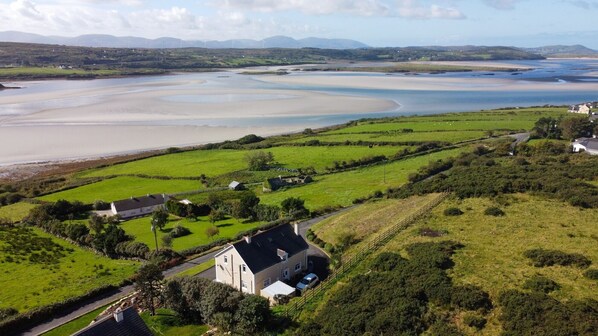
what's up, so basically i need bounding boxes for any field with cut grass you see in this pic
[173,259,215,278]
[38,177,202,203]
[120,215,263,252]
[0,225,138,313]
[141,308,209,336]
[286,130,487,144]
[258,147,467,209]
[79,146,406,179]
[0,202,37,222]
[41,304,109,336]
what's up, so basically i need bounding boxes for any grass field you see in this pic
[0,226,138,313]
[42,304,109,336]
[287,130,487,144]
[38,177,202,203]
[0,202,37,222]
[120,215,263,251]
[258,147,467,209]
[141,308,209,336]
[173,259,215,278]
[79,146,407,179]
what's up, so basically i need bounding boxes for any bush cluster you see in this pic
[463,313,487,330]
[169,225,191,238]
[484,206,505,216]
[522,275,560,293]
[443,207,463,216]
[584,269,598,280]
[325,155,387,172]
[524,248,592,268]
[0,193,23,206]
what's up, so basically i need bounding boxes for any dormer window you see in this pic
[277,248,288,262]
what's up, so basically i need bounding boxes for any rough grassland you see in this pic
[258,147,466,209]
[311,194,441,246]
[120,215,263,251]
[0,202,37,222]
[38,177,202,203]
[0,226,138,313]
[287,130,487,144]
[79,146,406,178]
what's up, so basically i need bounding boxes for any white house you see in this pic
[214,224,309,297]
[228,181,245,191]
[572,138,598,155]
[110,194,168,219]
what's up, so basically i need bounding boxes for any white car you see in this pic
[296,273,319,292]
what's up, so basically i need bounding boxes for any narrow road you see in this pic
[23,208,349,336]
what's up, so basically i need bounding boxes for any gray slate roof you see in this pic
[233,224,308,274]
[112,194,166,212]
[72,306,152,336]
[575,137,598,151]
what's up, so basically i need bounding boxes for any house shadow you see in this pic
[308,255,330,281]
[216,223,233,228]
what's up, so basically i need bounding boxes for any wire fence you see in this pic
[284,192,449,319]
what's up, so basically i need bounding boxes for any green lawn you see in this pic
[287,130,487,144]
[120,215,263,251]
[141,308,209,336]
[38,177,202,203]
[0,202,37,223]
[173,259,215,278]
[258,147,466,209]
[0,226,138,313]
[79,146,408,179]
[42,304,109,336]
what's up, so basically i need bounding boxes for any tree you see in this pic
[236,193,260,219]
[281,197,309,219]
[532,117,561,139]
[233,295,271,334]
[135,263,164,315]
[151,207,169,231]
[559,116,593,140]
[161,234,173,248]
[245,151,274,171]
[205,226,220,240]
[88,213,105,235]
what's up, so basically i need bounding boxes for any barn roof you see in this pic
[112,194,166,212]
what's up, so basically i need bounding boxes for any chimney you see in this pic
[294,223,300,236]
[244,235,251,244]
[114,308,124,323]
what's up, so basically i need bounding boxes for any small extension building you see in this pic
[73,306,152,336]
[215,224,309,296]
[228,181,245,191]
[110,194,167,219]
[572,137,598,155]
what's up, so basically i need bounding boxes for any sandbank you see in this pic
[259,73,598,91]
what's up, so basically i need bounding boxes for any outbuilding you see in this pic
[110,194,168,219]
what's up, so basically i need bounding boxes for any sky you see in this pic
[0,0,597,48]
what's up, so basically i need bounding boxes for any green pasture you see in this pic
[173,259,215,278]
[120,215,263,251]
[0,202,37,223]
[287,130,487,144]
[0,66,120,77]
[42,304,109,336]
[38,177,202,203]
[79,146,407,179]
[381,194,598,303]
[141,308,209,336]
[258,147,467,209]
[0,226,138,313]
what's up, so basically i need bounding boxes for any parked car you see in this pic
[296,273,319,292]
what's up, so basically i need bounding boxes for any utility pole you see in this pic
[151,221,158,251]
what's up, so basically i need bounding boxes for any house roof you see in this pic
[112,194,166,212]
[229,181,243,189]
[261,280,296,298]
[574,137,598,151]
[72,306,152,336]
[232,224,308,274]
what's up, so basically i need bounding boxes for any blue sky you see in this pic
[1,0,597,47]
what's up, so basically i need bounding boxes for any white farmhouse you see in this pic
[215,224,309,297]
[110,194,168,219]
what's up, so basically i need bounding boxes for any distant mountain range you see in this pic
[0,31,368,49]
[521,45,598,57]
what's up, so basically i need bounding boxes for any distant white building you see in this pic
[568,102,597,114]
[228,181,245,191]
[111,194,168,219]
[572,138,598,155]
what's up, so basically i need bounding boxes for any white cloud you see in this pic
[482,0,523,10]
[215,0,392,16]
[10,0,44,21]
[397,0,465,19]
[563,0,598,9]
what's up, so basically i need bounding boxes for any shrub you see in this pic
[371,252,407,272]
[524,248,592,268]
[0,307,18,321]
[463,313,487,330]
[583,269,598,280]
[419,227,448,237]
[324,243,335,253]
[428,321,463,336]
[92,200,110,210]
[484,206,505,216]
[451,285,492,311]
[170,225,191,238]
[444,207,463,216]
[523,275,560,293]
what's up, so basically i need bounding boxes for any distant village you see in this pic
[568,102,598,155]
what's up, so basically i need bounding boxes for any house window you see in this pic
[242,264,247,273]
[294,262,301,272]
[282,268,289,280]
[223,255,228,264]
[241,280,247,289]
[263,278,271,288]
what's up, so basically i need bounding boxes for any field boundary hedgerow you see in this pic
[284,192,449,319]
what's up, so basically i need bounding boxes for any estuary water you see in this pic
[1,59,597,165]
